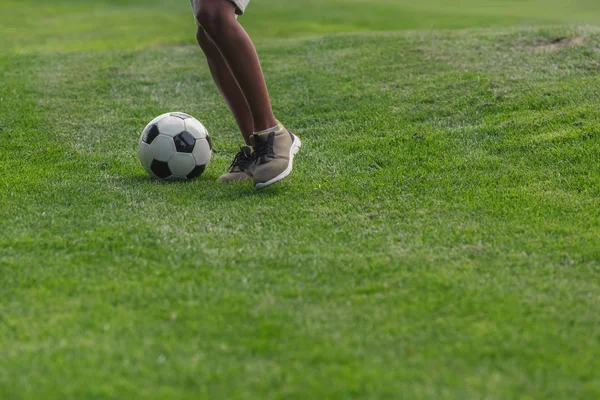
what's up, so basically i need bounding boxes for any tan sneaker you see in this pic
[217,146,253,183]
[249,123,302,189]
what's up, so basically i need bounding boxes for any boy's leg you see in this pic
[196,26,254,182]
[195,0,277,132]
[195,0,301,188]
[195,27,253,145]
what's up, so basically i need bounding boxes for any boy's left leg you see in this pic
[196,27,253,146]
[195,27,254,182]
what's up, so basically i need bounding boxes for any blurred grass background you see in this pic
[1,0,600,52]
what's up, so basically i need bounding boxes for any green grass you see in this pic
[2,0,600,52]
[1,0,600,399]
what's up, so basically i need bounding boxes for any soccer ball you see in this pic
[138,112,212,180]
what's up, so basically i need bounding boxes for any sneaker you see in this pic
[249,123,302,189]
[217,146,253,183]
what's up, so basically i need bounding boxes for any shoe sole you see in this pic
[255,134,302,189]
[216,174,252,183]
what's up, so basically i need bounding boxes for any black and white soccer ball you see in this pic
[138,112,212,180]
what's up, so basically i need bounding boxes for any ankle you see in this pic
[253,117,278,133]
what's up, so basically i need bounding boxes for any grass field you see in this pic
[1,0,600,398]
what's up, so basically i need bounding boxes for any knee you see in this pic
[195,5,234,39]
[196,27,221,58]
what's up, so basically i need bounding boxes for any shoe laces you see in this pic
[228,147,252,172]
[252,132,276,165]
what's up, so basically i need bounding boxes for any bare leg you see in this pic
[196,0,278,132]
[196,27,254,145]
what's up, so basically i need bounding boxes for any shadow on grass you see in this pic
[125,173,288,202]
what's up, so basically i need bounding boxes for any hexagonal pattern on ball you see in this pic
[138,141,154,171]
[184,118,208,140]
[142,125,160,145]
[150,134,177,162]
[168,153,196,178]
[170,112,193,120]
[187,164,206,180]
[192,138,212,166]
[173,132,196,153]
[150,160,172,179]
[157,115,186,137]
[149,113,170,126]
[141,113,169,143]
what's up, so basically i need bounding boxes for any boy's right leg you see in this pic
[196,27,254,182]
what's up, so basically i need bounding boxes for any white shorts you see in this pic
[190,0,249,20]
